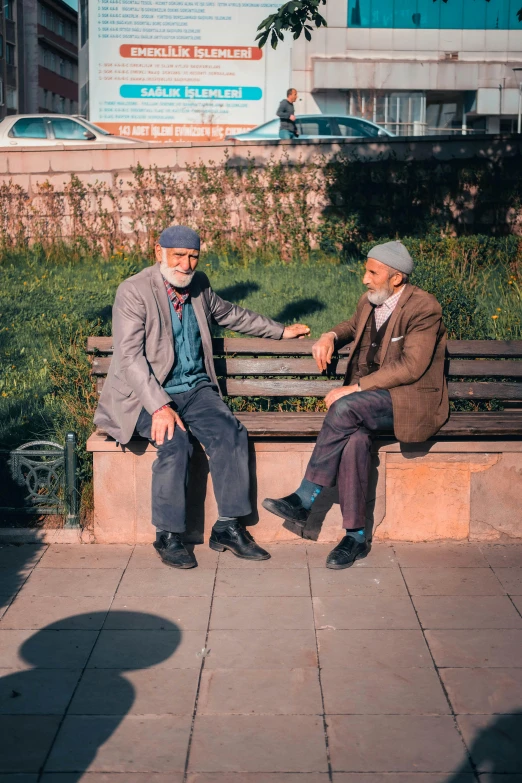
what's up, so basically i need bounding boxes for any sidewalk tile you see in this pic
[42,775,182,782]
[128,544,218,570]
[395,544,487,568]
[214,569,310,597]
[117,568,215,597]
[413,595,522,630]
[457,713,522,772]
[491,568,522,594]
[188,715,328,772]
[0,630,97,669]
[307,544,397,569]
[38,545,133,570]
[317,629,432,669]
[70,667,199,715]
[0,668,80,714]
[402,568,503,596]
[441,668,522,714]
[310,567,407,597]
[0,715,61,772]
[205,630,317,669]
[107,595,212,630]
[46,714,191,772]
[332,775,474,782]
[327,714,470,772]
[210,597,314,630]
[0,570,32,593]
[426,629,522,667]
[0,545,46,569]
[313,595,419,630]
[187,775,329,782]
[22,569,123,598]
[218,543,308,569]
[322,666,449,715]
[197,668,322,714]
[480,545,522,568]
[511,595,522,615]
[87,629,206,670]
[0,596,111,630]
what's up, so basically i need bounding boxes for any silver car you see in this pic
[226,114,393,141]
[0,115,146,147]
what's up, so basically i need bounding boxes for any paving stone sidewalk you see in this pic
[1,540,522,782]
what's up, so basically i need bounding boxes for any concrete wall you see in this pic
[1,133,520,199]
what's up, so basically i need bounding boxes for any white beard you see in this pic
[159,259,195,289]
[367,286,393,306]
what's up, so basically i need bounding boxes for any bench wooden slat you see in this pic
[448,382,522,400]
[87,335,522,358]
[91,355,522,379]
[235,411,522,437]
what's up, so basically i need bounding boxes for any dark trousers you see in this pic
[304,390,394,530]
[135,383,251,533]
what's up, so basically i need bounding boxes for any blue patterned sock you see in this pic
[345,528,366,542]
[295,479,323,510]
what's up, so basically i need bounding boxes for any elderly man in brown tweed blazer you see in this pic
[263,241,449,569]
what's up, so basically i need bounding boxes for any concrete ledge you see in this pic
[87,433,522,544]
[0,528,91,543]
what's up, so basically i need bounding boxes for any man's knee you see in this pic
[328,394,361,425]
[154,426,191,458]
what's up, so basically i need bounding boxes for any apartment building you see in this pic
[0,0,78,121]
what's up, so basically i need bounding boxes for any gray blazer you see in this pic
[94,263,284,444]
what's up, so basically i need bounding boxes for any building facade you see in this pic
[0,0,78,122]
[291,0,522,134]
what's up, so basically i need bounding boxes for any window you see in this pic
[6,43,15,66]
[10,117,47,138]
[80,0,88,45]
[51,118,89,139]
[58,18,65,37]
[335,117,381,138]
[0,33,3,59]
[0,79,4,106]
[295,117,333,136]
[6,86,17,109]
[4,0,14,21]
[39,5,47,26]
[59,58,65,77]
[48,10,54,31]
[347,0,516,29]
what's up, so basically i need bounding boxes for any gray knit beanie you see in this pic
[367,241,413,275]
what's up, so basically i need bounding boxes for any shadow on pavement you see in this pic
[446,711,522,780]
[0,539,47,617]
[0,611,182,779]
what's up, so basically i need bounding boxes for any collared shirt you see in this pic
[163,278,190,321]
[373,286,405,330]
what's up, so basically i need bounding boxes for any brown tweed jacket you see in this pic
[331,284,449,442]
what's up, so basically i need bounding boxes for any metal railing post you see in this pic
[64,431,80,528]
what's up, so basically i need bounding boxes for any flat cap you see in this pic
[367,240,413,275]
[158,225,200,250]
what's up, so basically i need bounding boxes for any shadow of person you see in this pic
[445,712,522,780]
[0,611,181,779]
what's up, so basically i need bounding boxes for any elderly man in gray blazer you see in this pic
[94,225,309,568]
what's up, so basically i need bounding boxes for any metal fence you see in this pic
[0,432,79,528]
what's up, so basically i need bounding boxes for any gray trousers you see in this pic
[305,390,394,530]
[135,383,251,532]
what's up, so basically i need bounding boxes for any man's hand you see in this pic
[283,323,310,339]
[290,114,296,121]
[312,332,336,372]
[151,406,186,446]
[324,384,360,410]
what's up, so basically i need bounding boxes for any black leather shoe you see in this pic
[261,493,310,527]
[209,521,271,561]
[326,535,370,570]
[154,531,197,569]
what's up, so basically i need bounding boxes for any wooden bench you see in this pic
[86,337,522,544]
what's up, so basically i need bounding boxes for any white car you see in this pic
[0,115,147,146]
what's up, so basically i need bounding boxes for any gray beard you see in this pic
[159,260,195,289]
[367,287,393,306]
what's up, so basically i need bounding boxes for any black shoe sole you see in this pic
[209,539,271,560]
[261,498,307,527]
[326,547,370,570]
[154,547,197,569]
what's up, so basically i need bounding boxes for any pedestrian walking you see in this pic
[277,88,299,139]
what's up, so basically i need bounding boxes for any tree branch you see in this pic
[256,0,327,49]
